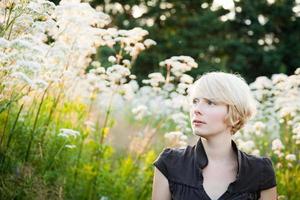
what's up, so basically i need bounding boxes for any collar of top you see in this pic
[194,137,242,180]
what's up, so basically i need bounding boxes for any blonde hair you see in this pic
[189,71,257,134]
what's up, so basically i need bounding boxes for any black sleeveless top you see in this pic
[153,137,277,200]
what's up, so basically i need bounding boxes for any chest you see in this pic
[202,163,237,200]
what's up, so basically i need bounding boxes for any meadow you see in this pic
[0,1,299,199]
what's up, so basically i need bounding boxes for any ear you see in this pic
[232,119,240,126]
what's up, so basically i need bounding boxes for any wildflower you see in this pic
[65,144,76,149]
[180,74,194,84]
[58,128,80,138]
[159,56,198,77]
[108,56,117,63]
[142,72,165,87]
[106,64,130,84]
[144,39,157,48]
[249,76,273,90]
[0,37,9,48]
[132,104,149,120]
[239,140,255,153]
[251,149,260,156]
[164,131,188,148]
[285,154,296,161]
[11,72,33,85]
[272,138,284,150]
[271,74,288,84]
[122,59,131,67]
[91,61,101,68]
[253,121,266,135]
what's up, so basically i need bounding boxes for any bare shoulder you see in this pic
[152,167,171,200]
[259,186,277,200]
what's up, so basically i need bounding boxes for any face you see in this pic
[190,97,230,137]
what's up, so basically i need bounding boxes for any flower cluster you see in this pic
[164,131,188,148]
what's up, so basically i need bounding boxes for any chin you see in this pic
[192,130,207,137]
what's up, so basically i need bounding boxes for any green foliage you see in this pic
[91,0,300,83]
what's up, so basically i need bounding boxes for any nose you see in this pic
[192,102,203,116]
[193,109,202,116]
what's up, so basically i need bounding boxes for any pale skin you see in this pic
[152,97,277,200]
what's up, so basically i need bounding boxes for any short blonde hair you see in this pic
[189,71,257,134]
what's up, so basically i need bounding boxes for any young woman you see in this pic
[152,72,277,200]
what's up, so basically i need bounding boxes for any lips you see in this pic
[192,119,206,124]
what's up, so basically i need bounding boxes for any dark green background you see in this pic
[51,0,300,83]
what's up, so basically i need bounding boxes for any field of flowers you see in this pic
[0,0,299,199]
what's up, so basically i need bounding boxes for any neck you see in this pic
[200,133,236,163]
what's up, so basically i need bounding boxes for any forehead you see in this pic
[189,88,225,101]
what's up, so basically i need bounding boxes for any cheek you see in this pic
[208,108,227,124]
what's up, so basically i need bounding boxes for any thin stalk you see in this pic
[24,87,48,162]
[5,86,31,150]
[40,88,63,148]
[5,103,24,150]
[43,140,68,174]
[0,103,24,167]
[88,93,115,200]
[72,135,84,189]
[165,64,171,84]
[0,101,12,147]
[99,93,114,146]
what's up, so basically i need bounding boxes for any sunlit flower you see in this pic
[180,74,194,84]
[159,56,198,77]
[164,131,188,148]
[285,154,296,161]
[250,76,273,90]
[144,39,156,48]
[65,144,76,149]
[108,55,117,63]
[251,149,260,156]
[272,138,284,150]
[142,72,165,87]
[238,140,255,153]
[132,104,150,120]
[58,128,80,138]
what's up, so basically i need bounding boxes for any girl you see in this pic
[152,72,277,200]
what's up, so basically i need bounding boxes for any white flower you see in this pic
[129,74,136,79]
[0,37,9,48]
[144,39,157,48]
[164,131,185,140]
[106,64,130,84]
[108,56,117,63]
[58,128,80,138]
[65,144,76,149]
[180,74,194,84]
[239,140,255,152]
[132,104,149,120]
[91,61,101,67]
[122,59,131,67]
[285,154,296,161]
[160,56,198,77]
[142,72,165,87]
[33,79,48,89]
[250,76,273,90]
[272,138,284,150]
[176,83,189,94]
[164,131,188,147]
[271,74,288,84]
[251,149,260,156]
[11,72,33,85]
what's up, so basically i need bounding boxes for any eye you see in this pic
[192,98,199,104]
[206,99,216,105]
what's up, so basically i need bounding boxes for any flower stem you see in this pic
[24,87,48,162]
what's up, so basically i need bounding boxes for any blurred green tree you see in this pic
[54,0,300,82]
